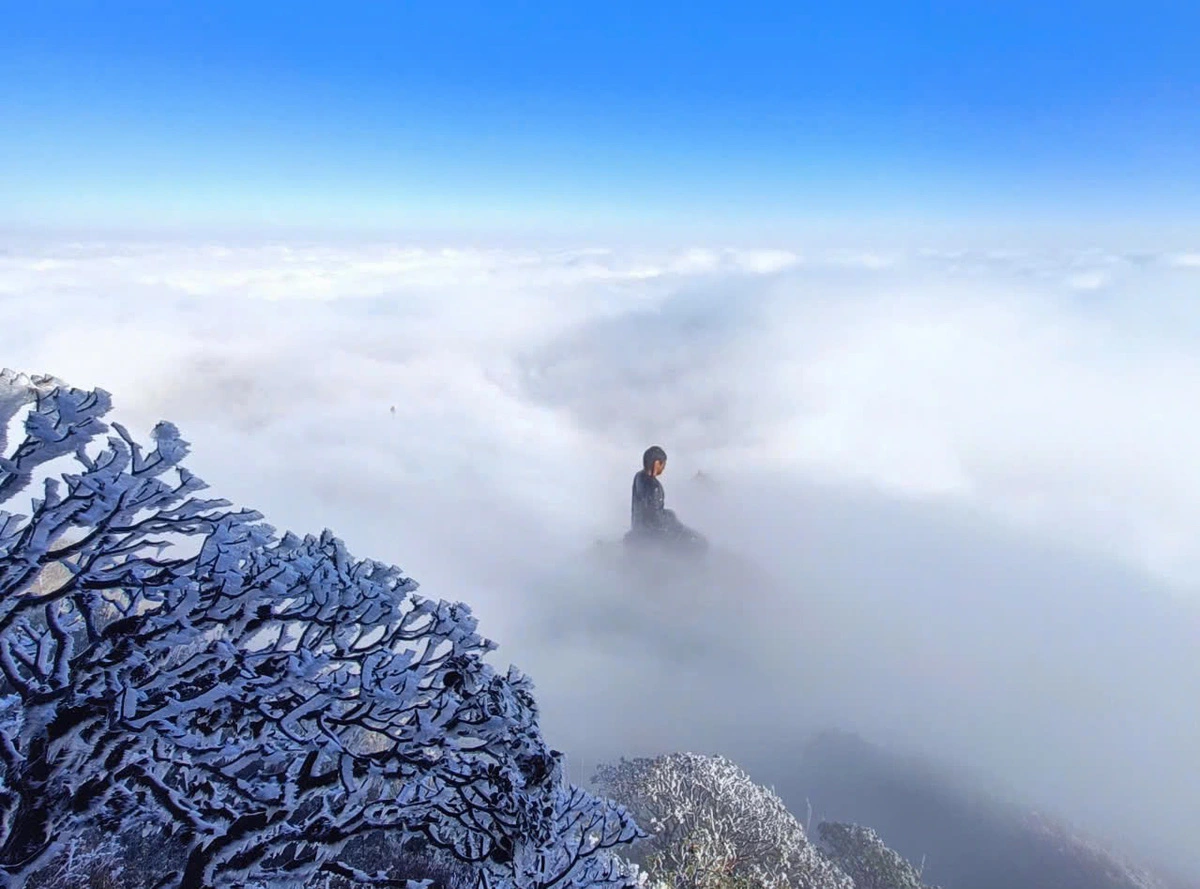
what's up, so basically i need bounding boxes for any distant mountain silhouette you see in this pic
[781,730,1189,889]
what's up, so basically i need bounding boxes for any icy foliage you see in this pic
[0,369,642,889]
[593,754,852,889]
[25,829,126,889]
[816,824,934,889]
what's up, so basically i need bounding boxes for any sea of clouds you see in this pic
[4,238,1200,877]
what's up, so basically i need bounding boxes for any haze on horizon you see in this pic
[4,1,1200,884]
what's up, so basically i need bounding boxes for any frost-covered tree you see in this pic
[24,828,125,889]
[0,369,642,889]
[593,754,852,889]
[816,823,936,889]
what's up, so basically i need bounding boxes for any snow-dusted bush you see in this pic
[24,829,125,889]
[593,753,852,889]
[0,369,642,889]
[816,823,934,889]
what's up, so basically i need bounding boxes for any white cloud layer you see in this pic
[5,238,1200,877]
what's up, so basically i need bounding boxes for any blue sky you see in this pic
[2,1,1198,240]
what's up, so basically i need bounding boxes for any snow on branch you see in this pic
[816,823,937,889]
[593,753,852,889]
[0,369,641,889]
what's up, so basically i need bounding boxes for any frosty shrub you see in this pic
[593,754,852,889]
[24,829,125,889]
[0,369,642,889]
[816,823,934,889]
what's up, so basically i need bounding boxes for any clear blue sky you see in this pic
[2,1,1198,241]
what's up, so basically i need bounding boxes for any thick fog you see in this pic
[4,240,1200,877]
